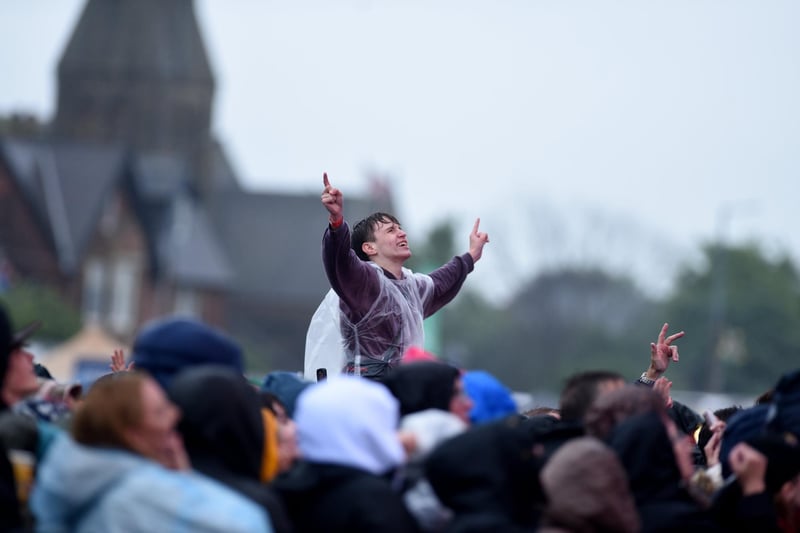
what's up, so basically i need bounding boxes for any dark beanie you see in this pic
[721,367,800,480]
[766,368,800,436]
[260,371,312,419]
[132,317,243,390]
[720,404,770,475]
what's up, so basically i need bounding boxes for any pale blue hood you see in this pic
[32,434,272,533]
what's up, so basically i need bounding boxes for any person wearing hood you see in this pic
[31,371,272,532]
[607,410,722,532]
[381,361,473,424]
[425,416,542,532]
[539,437,640,533]
[169,366,294,533]
[710,368,800,532]
[275,376,419,532]
[462,370,518,425]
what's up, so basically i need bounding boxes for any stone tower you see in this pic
[52,0,219,192]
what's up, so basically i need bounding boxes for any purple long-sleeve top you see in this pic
[322,221,473,376]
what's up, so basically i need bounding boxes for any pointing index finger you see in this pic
[323,172,330,190]
[472,218,481,234]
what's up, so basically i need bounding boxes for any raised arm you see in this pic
[644,322,684,381]
[320,173,380,315]
[424,218,487,316]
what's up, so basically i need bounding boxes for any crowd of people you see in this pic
[1,305,799,532]
[0,177,797,532]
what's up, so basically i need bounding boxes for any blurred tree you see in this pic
[408,219,459,355]
[0,282,82,341]
[410,221,671,394]
[443,268,655,392]
[0,113,46,138]
[662,243,800,394]
[406,219,457,272]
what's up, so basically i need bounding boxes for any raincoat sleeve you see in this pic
[322,222,381,318]
[424,253,474,317]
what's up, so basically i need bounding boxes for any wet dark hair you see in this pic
[559,370,625,422]
[351,212,401,261]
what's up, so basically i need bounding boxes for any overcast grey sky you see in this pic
[2,0,799,303]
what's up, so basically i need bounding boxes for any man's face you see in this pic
[365,219,412,263]
[4,348,39,399]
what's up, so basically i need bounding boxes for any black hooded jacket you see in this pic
[380,362,460,416]
[169,366,292,533]
[425,416,542,532]
[275,460,420,533]
[607,411,722,533]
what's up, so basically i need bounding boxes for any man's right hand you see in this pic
[321,172,343,225]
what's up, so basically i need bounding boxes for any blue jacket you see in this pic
[31,434,272,533]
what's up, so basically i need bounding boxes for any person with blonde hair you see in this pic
[31,372,273,532]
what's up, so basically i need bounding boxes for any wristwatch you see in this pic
[637,372,656,386]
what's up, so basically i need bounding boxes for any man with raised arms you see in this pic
[305,173,489,379]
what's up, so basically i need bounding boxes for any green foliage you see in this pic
[406,219,456,272]
[0,282,81,341]
[662,243,800,394]
[442,268,656,393]
[410,223,800,396]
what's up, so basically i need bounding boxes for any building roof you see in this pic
[1,139,126,274]
[129,152,233,288]
[208,188,392,306]
[1,138,233,287]
[156,196,233,288]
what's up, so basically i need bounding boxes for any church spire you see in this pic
[52,0,215,155]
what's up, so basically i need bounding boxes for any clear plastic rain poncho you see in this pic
[304,264,434,380]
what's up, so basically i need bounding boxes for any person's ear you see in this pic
[362,242,377,257]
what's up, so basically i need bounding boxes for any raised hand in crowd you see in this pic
[109,349,134,373]
[653,377,674,408]
[645,322,684,380]
[468,218,490,263]
[703,419,727,468]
